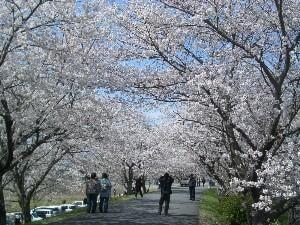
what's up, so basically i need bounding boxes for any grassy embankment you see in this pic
[6,192,87,212]
[199,188,288,225]
[26,194,135,225]
[25,186,158,225]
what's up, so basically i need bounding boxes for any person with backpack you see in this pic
[188,174,196,201]
[85,172,99,213]
[99,173,112,213]
[158,172,174,216]
[135,176,143,198]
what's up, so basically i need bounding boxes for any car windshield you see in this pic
[32,212,39,218]
[47,208,59,212]
[35,211,46,217]
[36,209,52,214]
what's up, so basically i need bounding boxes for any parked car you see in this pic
[33,208,55,218]
[72,201,87,208]
[60,204,76,212]
[5,214,16,225]
[6,212,24,224]
[180,178,189,187]
[12,212,24,221]
[31,212,43,221]
[37,206,61,215]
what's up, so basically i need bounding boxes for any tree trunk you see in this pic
[127,181,133,195]
[141,175,147,193]
[0,176,7,225]
[126,166,134,194]
[17,181,32,223]
[122,164,134,195]
[142,183,147,193]
[21,198,31,223]
[251,210,268,225]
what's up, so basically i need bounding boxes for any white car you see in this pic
[60,204,76,212]
[179,178,190,187]
[5,213,15,225]
[39,205,62,215]
[33,208,55,218]
[7,212,24,224]
[31,212,43,221]
[72,201,87,208]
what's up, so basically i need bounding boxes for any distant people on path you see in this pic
[201,177,206,187]
[208,179,215,188]
[135,176,143,198]
[86,172,99,213]
[189,174,196,201]
[158,172,174,216]
[197,177,201,187]
[99,173,112,213]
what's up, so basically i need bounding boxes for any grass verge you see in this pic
[28,208,86,225]
[26,194,136,225]
[199,188,225,225]
[199,189,289,225]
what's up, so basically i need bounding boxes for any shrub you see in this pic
[217,194,251,225]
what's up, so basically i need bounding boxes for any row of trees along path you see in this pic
[50,186,202,225]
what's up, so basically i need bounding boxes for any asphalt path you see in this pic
[50,186,203,225]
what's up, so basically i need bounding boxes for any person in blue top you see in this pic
[98,173,112,213]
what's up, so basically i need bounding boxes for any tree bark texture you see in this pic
[0,177,7,225]
[123,164,134,195]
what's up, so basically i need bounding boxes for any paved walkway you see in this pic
[50,186,203,225]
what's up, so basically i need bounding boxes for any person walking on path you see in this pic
[158,172,174,216]
[135,176,143,198]
[86,172,99,213]
[201,177,206,187]
[188,174,196,201]
[99,173,112,213]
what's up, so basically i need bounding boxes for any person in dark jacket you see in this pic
[85,172,99,213]
[158,173,174,215]
[189,174,196,201]
[201,177,206,187]
[135,176,143,198]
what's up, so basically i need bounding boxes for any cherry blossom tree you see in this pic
[0,1,298,224]
[3,93,112,223]
[0,0,117,224]
[109,0,300,224]
[87,105,158,194]
[8,144,69,222]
